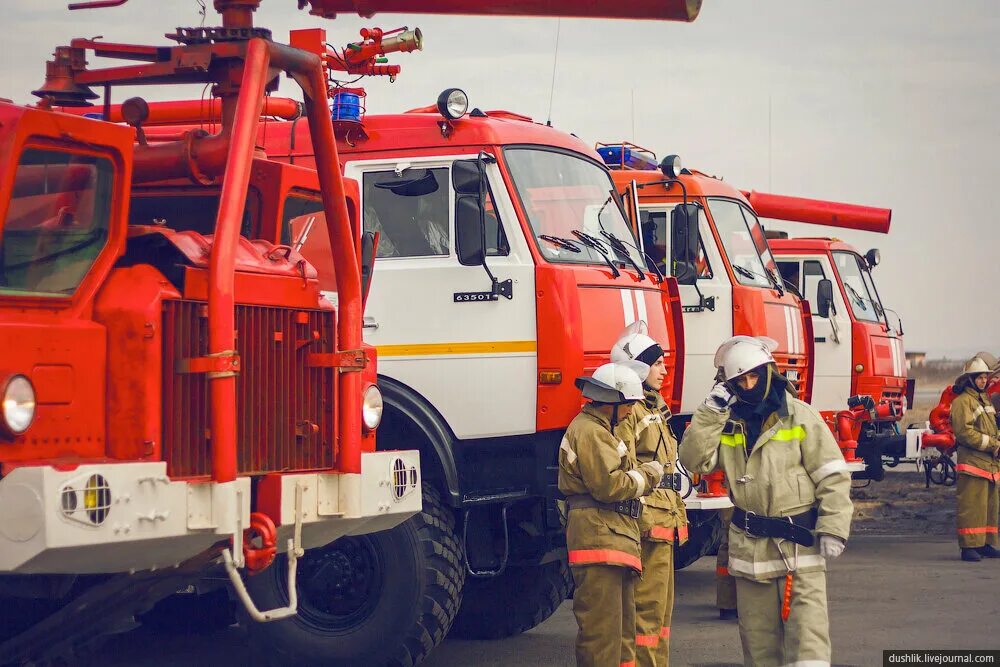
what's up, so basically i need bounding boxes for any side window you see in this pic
[2,147,114,296]
[802,260,827,316]
[362,168,450,258]
[641,209,712,279]
[777,260,801,293]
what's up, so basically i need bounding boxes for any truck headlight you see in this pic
[362,385,384,431]
[2,375,35,436]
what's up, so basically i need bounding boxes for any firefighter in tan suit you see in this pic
[951,355,1000,561]
[559,362,666,667]
[611,323,688,666]
[680,336,853,667]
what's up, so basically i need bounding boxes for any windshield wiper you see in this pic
[571,230,620,278]
[539,235,583,253]
[732,264,757,281]
[599,230,646,282]
[843,282,869,310]
[766,267,785,296]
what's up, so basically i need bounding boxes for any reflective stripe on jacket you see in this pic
[559,404,661,570]
[678,396,853,581]
[616,389,688,543]
[952,387,1000,479]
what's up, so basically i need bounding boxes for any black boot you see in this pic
[719,608,739,620]
[977,544,1000,558]
[961,548,982,562]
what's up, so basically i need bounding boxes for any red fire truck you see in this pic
[0,0,445,662]
[750,191,910,480]
[602,144,814,565]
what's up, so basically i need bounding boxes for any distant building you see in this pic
[906,351,926,370]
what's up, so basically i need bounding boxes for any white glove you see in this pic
[704,383,734,412]
[819,535,846,560]
[640,460,665,481]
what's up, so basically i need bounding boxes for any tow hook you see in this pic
[224,483,305,622]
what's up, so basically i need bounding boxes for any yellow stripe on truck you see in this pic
[377,341,537,357]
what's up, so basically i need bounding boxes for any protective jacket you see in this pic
[559,403,662,571]
[952,386,1000,481]
[617,389,688,543]
[679,395,852,581]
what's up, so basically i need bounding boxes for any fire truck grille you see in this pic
[162,300,337,478]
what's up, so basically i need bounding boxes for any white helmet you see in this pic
[961,354,998,377]
[713,336,779,381]
[610,321,662,381]
[575,362,646,404]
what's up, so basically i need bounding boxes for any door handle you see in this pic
[363,316,379,330]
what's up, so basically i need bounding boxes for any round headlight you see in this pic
[362,385,384,431]
[436,88,469,121]
[2,375,35,436]
[660,154,682,178]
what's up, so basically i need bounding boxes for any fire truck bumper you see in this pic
[258,450,423,552]
[0,461,250,575]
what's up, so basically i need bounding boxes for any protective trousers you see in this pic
[956,473,1000,548]
[572,564,637,667]
[716,508,737,612]
[734,570,831,667]
[633,539,674,666]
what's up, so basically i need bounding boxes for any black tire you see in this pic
[242,484,464,667]
[139,587,234,634]
[448,557,572,640]
[674,511,724,570]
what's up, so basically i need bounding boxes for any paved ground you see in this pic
[93,533,1000,667]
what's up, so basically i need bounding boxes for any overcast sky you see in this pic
[2,0,997,358]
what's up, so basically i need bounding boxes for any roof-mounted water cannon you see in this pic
[741,190,892,235]
[301,0,703,21]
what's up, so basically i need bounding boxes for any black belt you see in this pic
[566,495,643,519]
[657,472,684,492]
[731,506,818,547]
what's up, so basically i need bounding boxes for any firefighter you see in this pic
[951,355,1000,561]
[611,323,688,666]
[559,362,666,667]
[679,336,853,667]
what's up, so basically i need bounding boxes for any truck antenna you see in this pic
[546,18,561,127]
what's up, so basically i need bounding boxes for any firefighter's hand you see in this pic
[819,535,846,560]
[704,383,734,412]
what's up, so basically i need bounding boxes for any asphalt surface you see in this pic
[92,534,1000,667]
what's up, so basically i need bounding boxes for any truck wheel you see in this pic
[674,511,723,570]
[448,557,572,640]
[242,484,464,667]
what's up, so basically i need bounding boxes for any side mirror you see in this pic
[670,203,700,285]
[452,159,484,196]
[816,278,834,318]
[360,231,378,307]
[455,196,486,267]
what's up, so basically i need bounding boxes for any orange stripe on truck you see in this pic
[568,549,642,572]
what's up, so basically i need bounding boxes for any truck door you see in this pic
[639,203,729,413]
[344,157,537,440]
[776,256,852,410]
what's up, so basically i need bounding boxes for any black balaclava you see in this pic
[730,364,789,452]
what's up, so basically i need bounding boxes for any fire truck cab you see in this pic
[256,91,684,647]
[748,189,908,478]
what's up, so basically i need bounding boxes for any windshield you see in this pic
[707,198,775,288]
[1,147,114,296]
[833,251,882,323]
[503,147,645,268]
